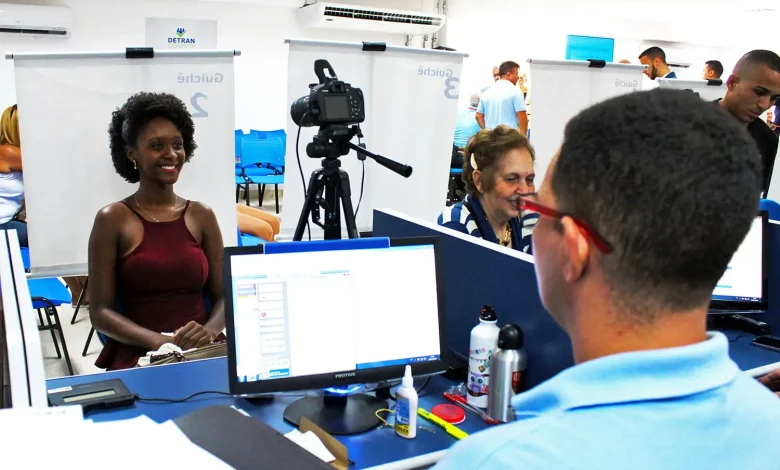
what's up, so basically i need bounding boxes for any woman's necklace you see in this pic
[134,194,181,223]
[500,223,512,247]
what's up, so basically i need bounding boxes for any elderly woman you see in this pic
[438,125,538,253]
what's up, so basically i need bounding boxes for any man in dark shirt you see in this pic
[718,50,780,195]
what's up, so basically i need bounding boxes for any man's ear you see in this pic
[726,74,738,90]
[560,216,590,283]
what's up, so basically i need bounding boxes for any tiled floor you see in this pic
[41,187,281,379]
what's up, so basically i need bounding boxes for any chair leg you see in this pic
[70,277,89,325]
[275,184,280,214]
[45,308,62,359]
[260,184,266,208]
[50,307,73,376]
[82,327,95,357]
[236,184,241,203]
[37,308,44,327]
[245,183,250,206]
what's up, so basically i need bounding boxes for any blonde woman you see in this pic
[0,105,25,244]
[1,104,88,306]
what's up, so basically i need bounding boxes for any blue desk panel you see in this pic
[47,360,489,469]
[373,210,573,389]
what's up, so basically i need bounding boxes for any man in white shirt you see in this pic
[476,61,528,134]
[639,47,677,79]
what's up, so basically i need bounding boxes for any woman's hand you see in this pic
[173,321,217,350]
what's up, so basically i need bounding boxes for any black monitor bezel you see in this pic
[709,211,768,312]
[222,237,447,396]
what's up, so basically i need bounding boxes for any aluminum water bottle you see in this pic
[487,324,527,422]
[467,305,500,408]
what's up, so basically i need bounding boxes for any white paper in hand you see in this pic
[285,429,336,463]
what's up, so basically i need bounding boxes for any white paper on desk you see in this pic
[285,429,336,463]
[0,414,232,469]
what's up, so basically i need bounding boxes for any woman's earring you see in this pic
[133,160,137,170]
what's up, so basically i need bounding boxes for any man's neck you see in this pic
[569,304,708,364]
[719,98,751,127]
[658,65,672,78]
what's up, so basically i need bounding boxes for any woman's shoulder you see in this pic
[185,200,217,221]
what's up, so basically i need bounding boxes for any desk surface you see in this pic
[47,329,780,469]
[47,359,488,469]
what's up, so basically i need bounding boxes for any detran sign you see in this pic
[169,27,196,48]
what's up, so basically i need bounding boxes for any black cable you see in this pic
[137,390,232,404]
[728,331,749,343]
[354,135,366,221]
[416,376,432,396]
[295,121,311,241]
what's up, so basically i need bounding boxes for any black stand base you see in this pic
[283,394,386,435]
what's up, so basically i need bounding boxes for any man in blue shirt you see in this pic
[639,46,677,79]
[476,61,527,133]
[451,93,482,168]
[435,90,780,469]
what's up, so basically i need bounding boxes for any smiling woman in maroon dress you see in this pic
[88,92,226,371]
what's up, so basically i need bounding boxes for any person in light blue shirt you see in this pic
[476,61,527,133]
[451,93,482,169]
[435,89,780,470]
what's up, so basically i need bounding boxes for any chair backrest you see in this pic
[240,137,285,169]
[249,129,287,146]
[760,198,780,221]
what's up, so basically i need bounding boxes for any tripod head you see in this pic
[306,124,413,177]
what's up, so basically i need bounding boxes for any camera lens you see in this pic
[291,95,315,127]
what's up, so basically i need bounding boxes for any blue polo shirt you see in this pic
[477,80,526,130]
[453,107,481,148]
[435,332,780,470]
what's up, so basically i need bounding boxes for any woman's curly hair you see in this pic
[108,92,197,183]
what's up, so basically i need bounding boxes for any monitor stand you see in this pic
[283,393,387,435]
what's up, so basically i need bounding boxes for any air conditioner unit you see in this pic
[0,3,72,37]
[297,2,445,35]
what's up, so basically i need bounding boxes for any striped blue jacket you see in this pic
[437,194,538,253]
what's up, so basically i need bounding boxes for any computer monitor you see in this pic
[710,212,768,312]
[0,230,47,408]
[223,237,447,434]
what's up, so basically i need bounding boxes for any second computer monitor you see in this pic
[710,212,768,312]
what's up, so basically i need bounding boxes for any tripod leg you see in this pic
[293,170,323,241]
[337,170,359,239]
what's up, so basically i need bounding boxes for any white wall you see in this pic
[0,0,426,130]
[442,0,778,109]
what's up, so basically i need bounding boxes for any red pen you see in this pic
[443,392,500,425]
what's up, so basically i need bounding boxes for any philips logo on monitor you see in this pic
[168,28,196,48]
[335,372,356,379]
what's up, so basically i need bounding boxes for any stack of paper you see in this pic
[0,407,232,469]
[285,429,336,463]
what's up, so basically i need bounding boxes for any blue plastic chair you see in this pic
[240,137,285,213]
[248,129,287,173]
[235,130,275,204]
[236,227,264,247]
[28,277,74,375]
[760,198,780,221]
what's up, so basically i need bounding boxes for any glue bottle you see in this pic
[394,365,418,439]
[467,305,500,408]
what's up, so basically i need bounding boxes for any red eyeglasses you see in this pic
[516,196,613,254]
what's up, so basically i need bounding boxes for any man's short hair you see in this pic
[638,47,667,64]
[551,89,761,317]
[734,50,780,78]
[499,61,520,76]
[469,93,481,108]
[705,60,724,79]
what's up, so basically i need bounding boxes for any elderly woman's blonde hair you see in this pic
[0,105,20,147]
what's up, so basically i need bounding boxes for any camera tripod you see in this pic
[293,125,412,241]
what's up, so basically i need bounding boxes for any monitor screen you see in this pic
[225,239,445,395]
[712,214,766,305]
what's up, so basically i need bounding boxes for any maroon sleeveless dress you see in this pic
[95,200,211,370]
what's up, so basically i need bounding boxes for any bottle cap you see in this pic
[479,305,497,322]
[497,324,524,349]
[402,364,413,388]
